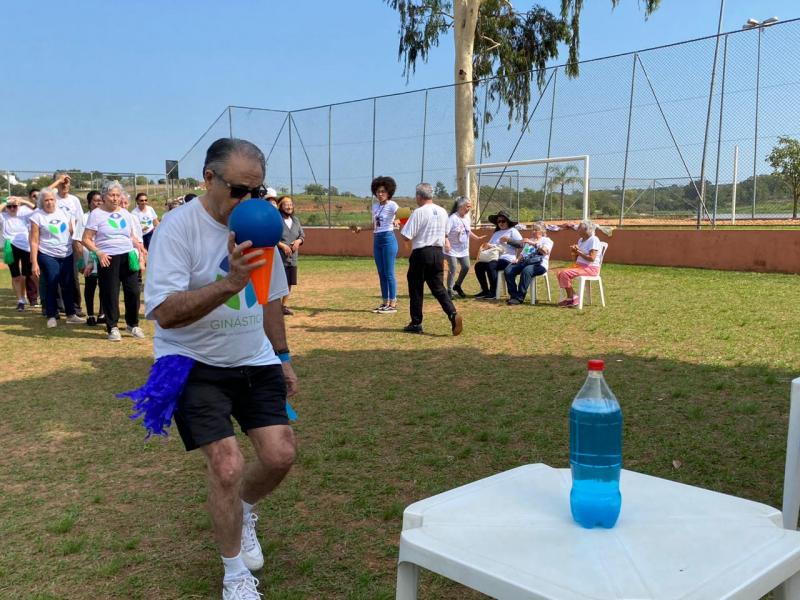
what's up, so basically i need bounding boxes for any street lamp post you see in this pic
[743,16,779,219]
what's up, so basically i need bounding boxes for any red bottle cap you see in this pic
[587,359,605,371]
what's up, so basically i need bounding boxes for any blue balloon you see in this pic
[228,199,283,247]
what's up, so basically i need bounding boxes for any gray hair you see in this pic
[415,182,433,200]
[203,138,266,177]
[101,180,125,198]
[579,219,596,235]
[36,187,56,209]
[532,221,546,234]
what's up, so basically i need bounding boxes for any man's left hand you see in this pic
[282,362,299,397]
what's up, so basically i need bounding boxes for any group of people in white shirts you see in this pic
[1,173,161,340]
[370,176,605,313]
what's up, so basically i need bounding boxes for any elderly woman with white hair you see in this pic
[81,180,146,341]
[503,221,553,305]
[557,218,603,308]
[444,196,484,298]
[29,188,85,328]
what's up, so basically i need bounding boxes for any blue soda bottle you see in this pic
[569,359,623,528]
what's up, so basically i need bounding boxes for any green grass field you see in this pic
[0,258,798,599]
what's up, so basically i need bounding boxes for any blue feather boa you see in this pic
[118,355,297,438]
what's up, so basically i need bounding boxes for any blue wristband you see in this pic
[278,352,291,363]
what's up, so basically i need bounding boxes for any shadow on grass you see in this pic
[0,348,795,599]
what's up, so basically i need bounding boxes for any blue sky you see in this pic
[0,0,796,177]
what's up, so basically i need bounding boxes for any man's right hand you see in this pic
[226,232,267,292]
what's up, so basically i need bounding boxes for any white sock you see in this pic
[242,499,255,521]
[221,552,249,581]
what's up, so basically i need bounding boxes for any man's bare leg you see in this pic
[200,436,246,557]
[242,425,296,503]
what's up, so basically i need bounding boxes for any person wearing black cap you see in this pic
[473,209,522,299]
[400,183,463,336]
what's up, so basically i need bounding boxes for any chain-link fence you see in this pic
[178,18,800,226]
[0,170,197,215]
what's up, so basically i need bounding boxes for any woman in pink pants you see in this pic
[557,219,603,308]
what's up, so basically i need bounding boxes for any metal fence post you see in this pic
[371,97,377,182]
[5,171,11,197]
[698,0,726,228]
[420,90,428,183]
[542,67,558,220]
[752,27,762,219]
[712,34,729,227]
[288,112,294,198]
[328,105,332,228]
[228,106,233,139]
[732,145,739,224]
[620,53,637,227]
[652,179,657,217]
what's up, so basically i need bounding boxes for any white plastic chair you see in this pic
[396,377,800,599]
[560,241,608,310]
[495,270,551,304]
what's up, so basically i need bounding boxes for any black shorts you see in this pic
[284,265,298,286]
[9,245,32,278]
[174,362,289,452]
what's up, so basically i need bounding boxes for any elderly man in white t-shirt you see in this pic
[51,173,86,317]
[144,138,298,600]
[400,182,463,336]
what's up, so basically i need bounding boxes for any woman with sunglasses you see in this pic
[2,198,35,310]
[29,188,85,328]
[370,175,400,314]
[132,193,160,249]
[473,209,522,299]
[81,180,146,341]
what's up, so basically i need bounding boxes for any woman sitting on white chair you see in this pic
[502,221,553,305]
[556,219,602,308]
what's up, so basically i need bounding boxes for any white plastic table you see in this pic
[396,463,800,599]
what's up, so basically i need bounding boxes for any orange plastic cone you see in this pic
[244,246,274,304]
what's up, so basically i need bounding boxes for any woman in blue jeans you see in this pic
[29,188,85,329]
[370,176,399,314]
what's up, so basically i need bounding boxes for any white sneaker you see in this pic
[46,318,57,328]
[66,314,86,324]
[222,573,261,600]
[108,327,122,342]
[126,325,145,339]
[241,512,264,571]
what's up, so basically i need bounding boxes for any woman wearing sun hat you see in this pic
[81,180,146,341]
[29,188,85,328]
[473,209,522,299]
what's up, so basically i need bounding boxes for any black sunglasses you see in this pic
[7,204,18,208]
[214,172,265,200]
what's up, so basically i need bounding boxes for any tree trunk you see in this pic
[454,0,480,223]
[793,189,798,219]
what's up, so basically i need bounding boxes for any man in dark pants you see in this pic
[400,183,463,336]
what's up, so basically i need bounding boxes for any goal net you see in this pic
[465,155,590,225]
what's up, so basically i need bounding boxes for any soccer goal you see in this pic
[465,155,590,224]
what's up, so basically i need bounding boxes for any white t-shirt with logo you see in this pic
[144,199,289,368]
[576,235,603,266]
[520,236,555,270]
[85,208,135,256]
[29,208,73,258]
[445,213,471,258]
[132,205,158,235]
[2,211,33,252]
[56,193,84,224]
[372,200,399,234]
[488,228,522,262]
[401,203,448,250]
